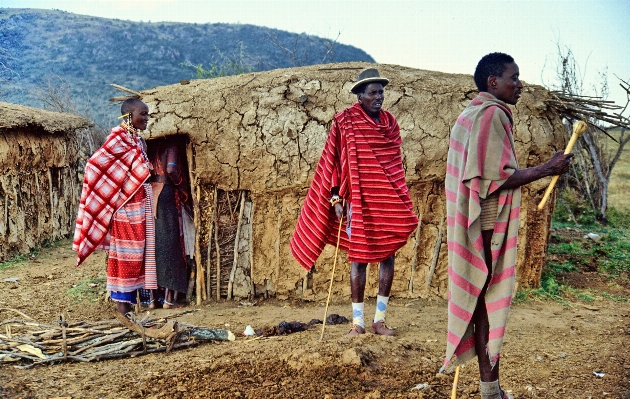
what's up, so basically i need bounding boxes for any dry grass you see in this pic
[608,128,630,210]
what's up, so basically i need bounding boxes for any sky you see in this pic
[3,0,630,108]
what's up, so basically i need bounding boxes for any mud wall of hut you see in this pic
[0,129,81,261]
[142,62,566,300]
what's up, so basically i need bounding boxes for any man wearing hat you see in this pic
[291,68,419,337]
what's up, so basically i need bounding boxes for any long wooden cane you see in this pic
[320,215,344,340]
[537,120,588,210]
[450,365,461,399]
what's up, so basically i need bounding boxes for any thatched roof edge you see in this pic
[0,101,92,134]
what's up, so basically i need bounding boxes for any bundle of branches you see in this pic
[546,90,630,133]
[544,87,630,220]
[0,309,234,369]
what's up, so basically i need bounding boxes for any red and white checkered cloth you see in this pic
[72,126,151,266]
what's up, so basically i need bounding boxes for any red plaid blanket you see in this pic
[290,103,418,269]
[73,126,151,266]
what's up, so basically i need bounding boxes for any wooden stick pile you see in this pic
[547,91,630,131]
[0,309,234,369]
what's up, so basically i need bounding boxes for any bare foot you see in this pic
[163,301,185,309]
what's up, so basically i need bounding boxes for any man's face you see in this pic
[130,103,149,131]
[489,62,523,105]
[358,83,384,117]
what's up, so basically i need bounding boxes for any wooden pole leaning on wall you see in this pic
[408,210,423,295]
[197,185,206,300]
[206,189,218,300]
[227,192,246,300]
[186,141,204,305]
[426,214,446,288]
[214,187,221,301]
[249,201,256,298]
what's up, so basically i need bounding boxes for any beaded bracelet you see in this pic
[329,195,343,207]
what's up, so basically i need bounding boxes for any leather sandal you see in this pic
[371,320,394,336]
[345,324,366,337]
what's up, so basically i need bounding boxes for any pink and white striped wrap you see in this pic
[443,92,522,370]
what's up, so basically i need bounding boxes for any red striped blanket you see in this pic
[443,92,522,370]
[72,126,152,266]
[290,102,418,270]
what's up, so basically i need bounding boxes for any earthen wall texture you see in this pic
[0,128,81,261]
[142,62,566,300]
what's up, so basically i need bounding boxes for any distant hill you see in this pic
[0,8,375,127]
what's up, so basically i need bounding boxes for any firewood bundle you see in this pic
[547,91,630,132]
[0,309,234,369]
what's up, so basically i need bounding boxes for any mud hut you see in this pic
[138,62,566,302]
[0,102,90,262]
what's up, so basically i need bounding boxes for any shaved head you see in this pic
[121,98,146,116]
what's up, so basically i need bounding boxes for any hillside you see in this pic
[0,8,374,127]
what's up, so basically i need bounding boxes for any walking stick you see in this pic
[537,120,588,210]
[320,215,344,340]
[450,365,461,399]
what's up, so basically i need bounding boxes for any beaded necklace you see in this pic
[121,118,152,169]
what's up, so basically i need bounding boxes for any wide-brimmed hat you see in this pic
[350,68,389,94]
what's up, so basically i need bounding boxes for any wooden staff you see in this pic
[320,215,344,340]
[450,365,460,399]
[537,120,588,210]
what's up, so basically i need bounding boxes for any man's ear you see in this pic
[487,75,497,91]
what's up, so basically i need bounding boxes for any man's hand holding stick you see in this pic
[537,120,588,210]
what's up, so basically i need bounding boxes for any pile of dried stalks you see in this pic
[0,308,234,369]
[547,91,630,132]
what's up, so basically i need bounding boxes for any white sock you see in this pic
[352,302,365,328]
[373,295,389,323]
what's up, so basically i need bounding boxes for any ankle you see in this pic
[480,380,501,399]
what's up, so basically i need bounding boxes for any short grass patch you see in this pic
[67,277,107,304]
[516,205,630,305]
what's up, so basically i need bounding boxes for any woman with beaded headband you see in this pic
[73,98,156,315]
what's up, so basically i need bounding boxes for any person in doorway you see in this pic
[146,140,191,309]
[291,68,419,337]
[443,52,573,398]
[73,98,156,315]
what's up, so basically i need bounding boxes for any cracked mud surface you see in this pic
[136,63,569,301]
[1,242,629,398]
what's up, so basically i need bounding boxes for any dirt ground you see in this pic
[1,240,629,399]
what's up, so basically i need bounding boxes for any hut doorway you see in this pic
[145,135,195,303]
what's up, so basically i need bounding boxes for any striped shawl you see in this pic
[443,92,522,370]
[290,102,418,269]
[73,126,152,266]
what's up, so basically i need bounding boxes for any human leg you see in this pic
[476,230,511,398]
[372,255,395,336]
[347,261,367,336]
[164,289,185,309]
[116,301,132,315]
[110,290,137,315]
